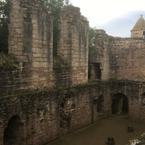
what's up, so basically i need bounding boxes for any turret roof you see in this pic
[132,15,145,31]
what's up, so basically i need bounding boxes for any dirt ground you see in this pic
[49,115,145,145]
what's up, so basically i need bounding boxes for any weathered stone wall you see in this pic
[9,0,53,88]
[0,85,107,145]
[6,2,145,145]
[131,30,145,38]
[0,81,145,145]
[109,38,145,81]
[58,6,89,86]
[9,3,89,88]
[89,30,110,80]
[89,30,145,82]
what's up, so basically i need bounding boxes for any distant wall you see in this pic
[110,38,145,81]
[89,30,145,81]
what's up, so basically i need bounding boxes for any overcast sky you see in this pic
[70,0,145,37]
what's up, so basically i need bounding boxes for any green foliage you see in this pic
[0,0,67,54]
[0,0,8,16]
[0,0,8,53]
[0,53,18,71]
[88,27,97,57]
[40,0,67,56]
[42,0,65,55]
[89,27,97,47]
[50,0,65,56]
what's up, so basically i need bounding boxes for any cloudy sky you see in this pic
[70,0,145,37]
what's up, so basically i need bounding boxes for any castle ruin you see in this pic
[0,0,145,145]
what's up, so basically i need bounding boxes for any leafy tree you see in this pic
[43,0,71,56]
[42,0,65,54]
[89,27,97,48]
[0,0,8,53]
[0,0,68,54]
[49,0,65,56]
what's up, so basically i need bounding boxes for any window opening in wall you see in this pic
[143,31,145,39]
[96,95,104,113]
[141,92,145,105]
[93,63,102,80]
[112,93,128,115]
[3,115,24,145]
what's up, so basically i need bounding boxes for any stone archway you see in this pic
[141,92,145,105]
[111,93,128,114]
[3,115,24,145]
[90,63,102,80]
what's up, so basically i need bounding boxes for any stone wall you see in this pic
[57,6,89,86]
[9,0,53,88]
[89,30,110,80]
[0,81,145,145]
[6,2,145,145]
[131,30,145,38]
[109,38,145,81]
[9,3,89,88]
[89,30,145,82]
[0,84,107,145]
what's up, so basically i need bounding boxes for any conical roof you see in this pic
[132,15,145,31]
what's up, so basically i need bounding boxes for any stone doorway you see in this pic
[92,63,102,80]
[143,31,145,39]
[141,92,145,105]
[111,93,128,114]
[96,95,104,113]
[3,115,24,145]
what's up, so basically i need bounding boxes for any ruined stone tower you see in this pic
[9,0,53,88]
[89,29,110,80]
[131,15,145,38]
[58,6,89,86]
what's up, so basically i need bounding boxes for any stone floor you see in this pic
[49,115,145,145]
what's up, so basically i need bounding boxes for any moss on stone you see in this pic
[0,53,19,71]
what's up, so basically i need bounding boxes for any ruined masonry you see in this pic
[1,1,145,145]
[9,1,89,88]
[9,0,54,88]
[58,6,89,86]
[90,15,145,81]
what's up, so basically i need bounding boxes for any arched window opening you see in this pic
[141,92,145,105]
[3,115,24,145]
[112,93,128,115]
[93,95,104,114]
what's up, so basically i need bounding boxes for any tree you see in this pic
[0,0,8,53]
[35,0,65,56]
[65,0,70,5]
[49,0,65,56]
[0,0,65,54]
[39,0,67,57]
